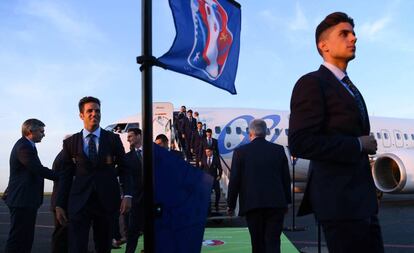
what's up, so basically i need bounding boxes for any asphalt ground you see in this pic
[1,194,414,253]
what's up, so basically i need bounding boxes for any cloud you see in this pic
[20,0,105,46]
[288,3,309,31]
[359,16,391,39]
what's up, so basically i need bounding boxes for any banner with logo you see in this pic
[153,144,213,253]
[158,0,241,94]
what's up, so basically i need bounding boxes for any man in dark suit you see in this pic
[124,128,144,253]
[227,119,291,253]
[182,109,197,160]
[288,12,384,253]
[191,122,206,167]
[155,134,183,158]
[55,96,132,253]
[199,128,219,160]
[5,118,58,253]
[200,147,222,212]
[174,105,186,152]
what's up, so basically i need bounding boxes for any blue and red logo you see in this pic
[202,239,225,246]
[189,0,233,80]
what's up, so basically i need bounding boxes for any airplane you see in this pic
[105,102,414,196]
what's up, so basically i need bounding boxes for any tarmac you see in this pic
[1,193,414,253]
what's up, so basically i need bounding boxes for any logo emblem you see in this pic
[189,0,233,80]
[202,239,225,246]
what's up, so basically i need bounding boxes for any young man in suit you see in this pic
[155,134,183,158]
[55,96,132,253]
[124,128,144,253]
[289,12,384,253]
[227,119,291,253]
[182,109,197,161]
[201,146,222,212]
[199,128,219,160]
[191,122,206,167]
[5,118,58,253]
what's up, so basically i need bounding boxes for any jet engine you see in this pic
[372,150,414,193]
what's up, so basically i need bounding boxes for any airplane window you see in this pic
[236,127,242,135]
[404,134,408,140]
[215,126,221,134]
[396,133,401,140]
[246,127,249,133]
[285,129,289,135]
[412,134,414,140]
[226,127,231,134]
[376,133,381,139]
[266,128,270,135]
[384,133,389,139]
[275,128,280,135]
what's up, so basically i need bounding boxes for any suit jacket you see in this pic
[200,155,222,179]
[199,137,219,158]
[227,137,291,216]
[288,65,378,220]
[6,137,56,208]
[124,149,143,203]
[191,129,206,155]
[56,129,132,215]
[50,150,64,211]
[183,117,197,139]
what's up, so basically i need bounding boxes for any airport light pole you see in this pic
[139,0,155,252]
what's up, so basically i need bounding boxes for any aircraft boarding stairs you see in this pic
[185,153,236,222]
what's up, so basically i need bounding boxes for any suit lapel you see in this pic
[76,132,87,160]
[318,65,368,130]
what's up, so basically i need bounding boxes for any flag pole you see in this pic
[141,0,155,252]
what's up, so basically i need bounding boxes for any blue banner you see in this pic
[153,144,213,253]
[158,0,241,94]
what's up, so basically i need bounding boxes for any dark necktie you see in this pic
[199,131,202,137]
[88,134,98,166]
[342,76,367,124]
[208,157,211,167]
[136,149,142,162]
[208,138,211,146]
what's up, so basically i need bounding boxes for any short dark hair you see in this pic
[155,134,168,143]
[206,128,212,133]
[128,128,142,136]
[21,118,45,136]
[197,122,203,125]
[78,96,101,113]
[187,109,193,114]
[315,12,354,55]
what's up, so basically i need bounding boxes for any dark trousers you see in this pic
[68,193,114,253]
[125,201,144,253]
[320,215,384,253]
[212,180,220,209]
[52,211,68,253]
[5,206,38,253]
[245,208,285,253]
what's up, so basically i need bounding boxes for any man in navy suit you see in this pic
[200,146,222,212]
[5,118,58,253]
[56,96,132,253]
[199,128,219,160]
[289,12,384,253]
[191,122,206,167]
[123,128,144,253]
[182,109,197,160]
[227,119,291,253]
